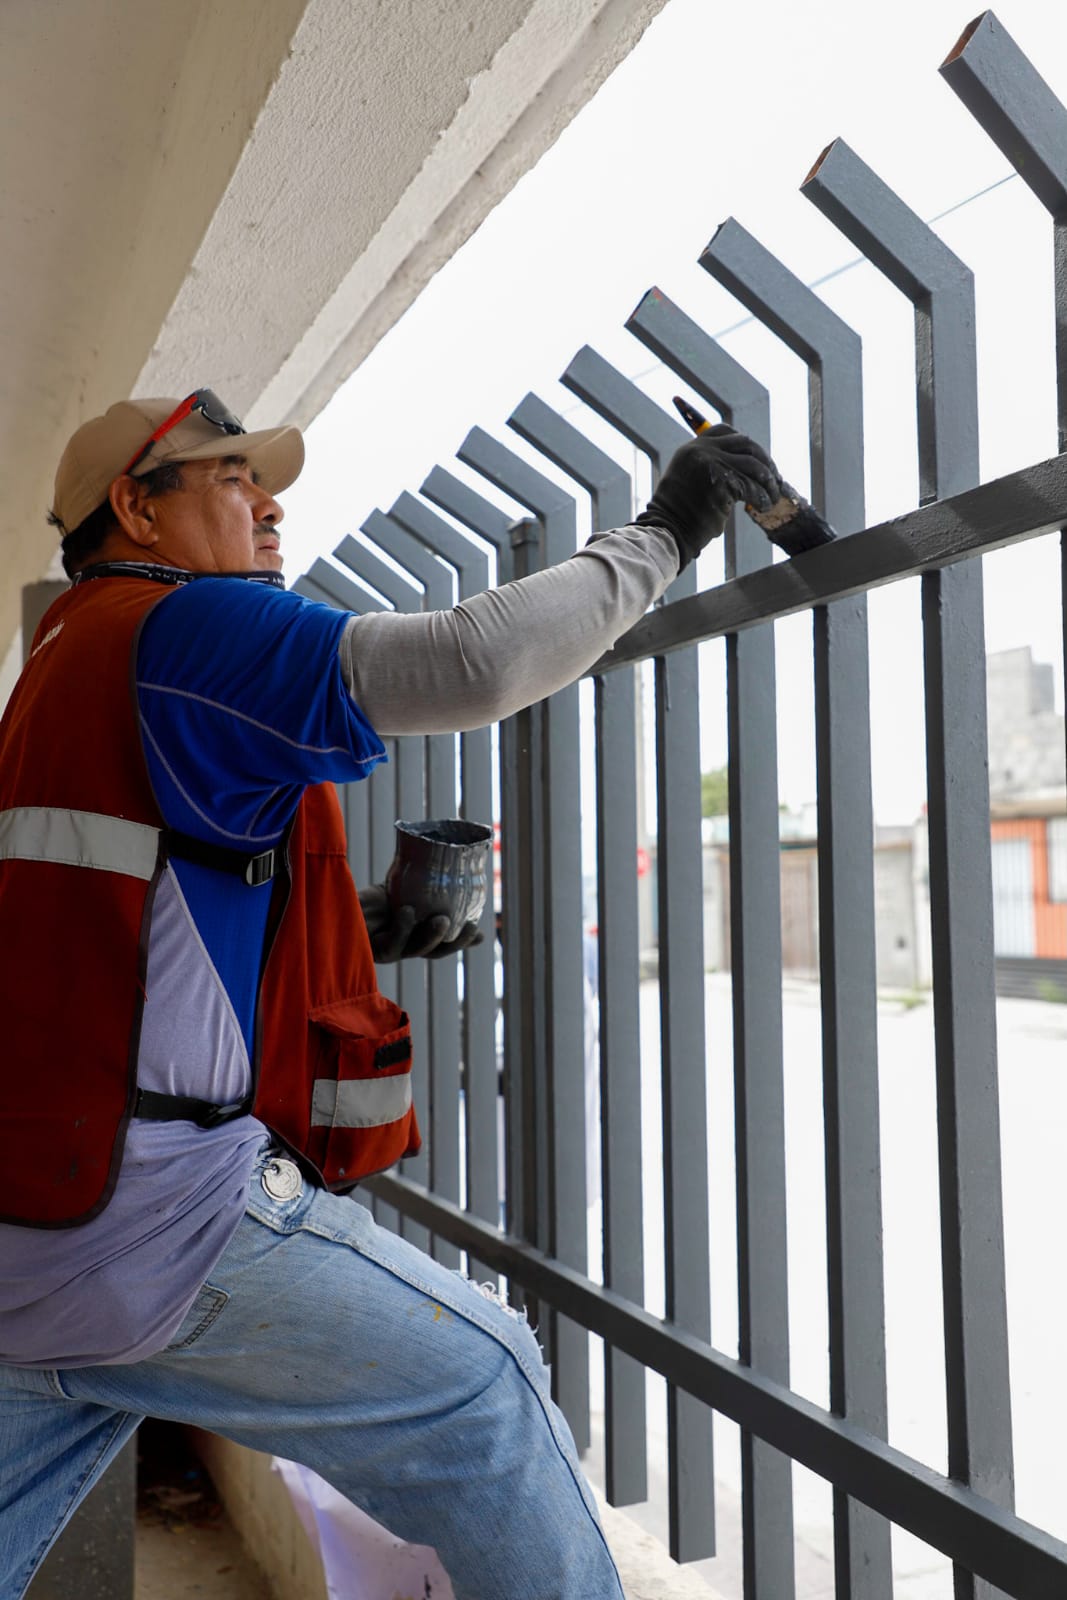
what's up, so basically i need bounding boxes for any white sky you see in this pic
[278,0,1067,826]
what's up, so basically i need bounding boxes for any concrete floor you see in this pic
[136,1514,273,1600]
[135,1423,274,1600]
[574,974,1067,1600]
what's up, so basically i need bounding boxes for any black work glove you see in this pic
[634,425,780,569]
[357,884,485,963]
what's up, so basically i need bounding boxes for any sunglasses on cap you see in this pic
[121,388,246,477]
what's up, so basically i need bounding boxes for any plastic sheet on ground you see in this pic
[272,1457,454,1600]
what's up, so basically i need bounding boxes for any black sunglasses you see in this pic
[121,388,246,477]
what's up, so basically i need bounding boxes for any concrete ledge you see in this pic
[194,1433,729,1599]
[593,1490,731,1600]
[191,1432,327,1600]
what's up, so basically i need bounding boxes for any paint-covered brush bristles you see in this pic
[671,395,837,557]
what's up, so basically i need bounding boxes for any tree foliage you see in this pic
[701,765,729,818]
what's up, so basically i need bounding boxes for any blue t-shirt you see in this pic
[0,576,384,1367]
[138,577,385,1049]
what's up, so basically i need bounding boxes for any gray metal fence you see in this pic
[301,12,1067,1596]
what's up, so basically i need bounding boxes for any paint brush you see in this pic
[672,396,837,557]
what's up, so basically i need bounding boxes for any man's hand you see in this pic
[358,883,485,962]
[634,425,780,569]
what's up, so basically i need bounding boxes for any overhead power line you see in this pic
[624,169,1020,382]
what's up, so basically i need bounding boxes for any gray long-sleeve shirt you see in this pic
[338,523,679,732]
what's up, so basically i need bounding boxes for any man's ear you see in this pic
[109,475,158,548]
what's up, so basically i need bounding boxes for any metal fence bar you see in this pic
[508,391,649,1507]
[299,558,387,616]
[940,10,1067,446]
[362,1169,1067,1600]
[558,348,715,1563]
[291,26,1067,1593]
[420,468,517,585]
[292,569,384,932]
[626,280,790,1551]
[369,724,408,1243]
[504,516,550,1326]
[339,764,371,890]
[561,346,690,473]
[328,537,433,1255]
[455,428,591,1453]
[361,509,463,1269]
[299,554,385,987]
[385,491,500,1237]
[804,136,1014,1600]
[940,5,1067,797]
[626,286,795,1595]
[334,767,394,1229]
[417,468,539,1318]
[292,575,334,605]
[700,218,892,1600]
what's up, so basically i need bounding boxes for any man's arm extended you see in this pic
[337,523,679,735]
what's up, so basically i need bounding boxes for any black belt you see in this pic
[133,1089,252,1129]
[166,829,278,887]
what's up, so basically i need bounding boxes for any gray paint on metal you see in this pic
[328,536,432,1255]
[701,218,892,1600]
[303,558,387,614]
[284,30,1067,1590]
[420,465,517,584]
[594,453,1067,668]
[803,139,978,504]
[804,132,1013,1600]
[555,348,714,1563]
[456,426,591,1453]
[940,8,1067,793]
[416,467,529,1314]
[360,509,463,1269]
[507,390,648,1508]
[629,283,793,1586]
[386,490,499,1238]
[364,1170,1067,1600]
[940,8,1067,447]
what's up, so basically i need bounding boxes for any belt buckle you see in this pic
[245,848,276,887]
[198,1100,245,1128]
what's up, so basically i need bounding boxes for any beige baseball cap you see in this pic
[52,391,305,534]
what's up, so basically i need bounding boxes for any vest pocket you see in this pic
[307,994,417,1183]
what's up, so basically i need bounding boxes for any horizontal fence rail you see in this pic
[362,1173,1067,1600]
[595,453,1067,669]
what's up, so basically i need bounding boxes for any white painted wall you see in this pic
[2,0,667,674]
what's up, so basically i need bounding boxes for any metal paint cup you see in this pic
[385,818,493,941]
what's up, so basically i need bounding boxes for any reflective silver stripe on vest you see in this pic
[0,806,160,881]
[310,1074,413,1129]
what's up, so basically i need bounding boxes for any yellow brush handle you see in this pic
[672,395,711,435]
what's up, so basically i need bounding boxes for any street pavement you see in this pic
[578,973,1067,1599]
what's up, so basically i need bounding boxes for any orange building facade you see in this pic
[990,813,1067,959]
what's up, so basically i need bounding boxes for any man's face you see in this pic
[136,455,284,574]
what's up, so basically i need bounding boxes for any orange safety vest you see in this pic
[0,576,419,1227]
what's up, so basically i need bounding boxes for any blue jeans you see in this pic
[0,1147,622,1600]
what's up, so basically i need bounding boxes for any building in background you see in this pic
[701,648,1067,998]
[987,647,1067,994]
